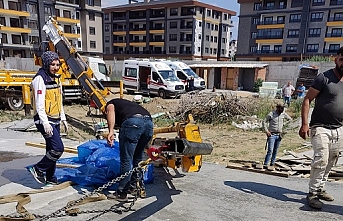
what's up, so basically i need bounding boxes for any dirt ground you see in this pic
[0,89,309,165]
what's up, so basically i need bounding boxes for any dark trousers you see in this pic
[35,123,64,181]
[118,117,153,193]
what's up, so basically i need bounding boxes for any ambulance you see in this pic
[160,60,206,91]
[122,59,185,98]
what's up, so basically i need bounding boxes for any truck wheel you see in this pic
[6,96,24,111]
[158,89,166,99]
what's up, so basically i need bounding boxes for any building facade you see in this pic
[103,0,236,60]
[236,0,343,61]
[0,0,103,59]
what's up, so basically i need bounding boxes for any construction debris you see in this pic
[227,152,343,181]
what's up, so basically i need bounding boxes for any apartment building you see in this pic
[0,0,102,59]
[102,0,236,60]
[236,0,343,61]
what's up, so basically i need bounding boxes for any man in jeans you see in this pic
[299,46,343,209]
[263,103,292,168]
[105,98,153,202]
[282,81,295,107]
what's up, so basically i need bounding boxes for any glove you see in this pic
[43,123,53,136]
[62,120,69,134]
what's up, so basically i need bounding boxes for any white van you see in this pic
[122,59,185,98]
[83,56,110,81]
[161,61,206,91]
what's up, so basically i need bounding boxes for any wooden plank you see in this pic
[274,162,292,171]
[303,154,313,161]
[226,163,289,178]
[25,142,78,154]
[290,164,311,172]
[286,151,299,158]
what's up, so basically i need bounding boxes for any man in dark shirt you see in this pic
[105,98,153,202]
[187,76,195,91]
[299,46,343,209]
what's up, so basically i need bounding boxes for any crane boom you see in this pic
[42,17,107,113]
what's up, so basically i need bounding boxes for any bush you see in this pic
[253,78,263,92]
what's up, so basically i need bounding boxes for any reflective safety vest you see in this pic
[32,69,62,122]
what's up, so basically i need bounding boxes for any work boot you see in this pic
[107,191,128,202]
[317,189,334,201]
[29,166,46,184]
[307,193,323,209]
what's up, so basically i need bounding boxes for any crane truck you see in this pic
[42,17,212,173]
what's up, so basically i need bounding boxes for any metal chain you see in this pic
[39,166,142,221]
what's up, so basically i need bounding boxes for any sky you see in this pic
[102,0,240,39]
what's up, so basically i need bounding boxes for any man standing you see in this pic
[299,46,343,209]
[29,51,68,186]
[105,98,153,202]
[263,103,292,168]
[187,76,195,92]
[282,81,295,107]
[297,82,306,99]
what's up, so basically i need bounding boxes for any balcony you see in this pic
[180,25,193,29]
[327,17,343,26]
[256,50,282,54]
[113,30,126,35]
[257,21,285,29]
[255,5,287,11]
[129,30,146,35]
[0,26,31,34]
[326,33,343,37]
[129,42,146,46]
[63,33,80,39]
[0,8,30,17]
[149,29,164,34]
[54,16,80,24]
[324,49,341,53]
[256,35,283,39]
[113,42,126,47]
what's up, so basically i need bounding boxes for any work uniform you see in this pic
[106,98,153,193]
[31,68,66,182]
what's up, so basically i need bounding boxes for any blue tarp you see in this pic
[55,139,154,189]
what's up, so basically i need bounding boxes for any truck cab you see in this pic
[162,61,206,91]
[122,59,185,98]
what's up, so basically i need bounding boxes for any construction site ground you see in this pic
[1,89,343,220]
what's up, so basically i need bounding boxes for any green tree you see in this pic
[253,78,263,92]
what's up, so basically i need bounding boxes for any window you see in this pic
[152,72,159,81]
[198,34,201,39]
[1,33,7,44]
[90,41,96,48]
[222,49,226,54]
[55,9,60,17]
[251,32,257,39]
[28,20,38,29]
[207,9,211,17]
[206,35,209,41]
[89,27,95,35]
[124,68,137,78]
[198,47,201,52]
[311,12,323,22]
[215,25,218,31]
[277,16,285,24]
[104,13,109,20]
[308,28,321,37]
[263,16,273,25]
[169,46,176,53]
[105,36,110,43]
[27,3,37,13]
[266,2,275,9]
[169,34,177,41]
[206,22,210,29]
[329,44,340,52]
[89,12,95,21]
[224,14,228,20]
[12,34,21,44]
[214,36,217,42]
[210,48,213,54]
[288,29,299,38]
[261,45,270,53]
[254,2,262,10]
[88,0,94,6]
[8,1,20,10]
[199,21,202,27]
[331,28,342,37]
[211,24,214,30]
[223,26,227,32]
[213,48,217,54]
[44,6,52,16]
[250,46,257,52]
[279,1,286,9]
[286,44,297,52]
[63,10,71,18]
[222,37,226,43]
[105,47,110,54]
[170,8,178,16]
[252,18,259,24]
[170,21,177,29]
[210,36,213,42]
[289,14,301,22]
[105,25,109,32]
[334,12,343,21]
[313,0,325,6]
[205,47,209,53]
[274,45,282,52]
[307,44,319,52]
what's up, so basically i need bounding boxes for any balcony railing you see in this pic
[256,35,283,39]
[150,39,164,42]
[306,49,319,53]
[150,26,164,30]
[113,29,126,32]
[328,17,343,22]
[257,20,285,25]
[255,5,287,11]
[180,25,193,29]
[324,49,340,53]
[113,39,126,43]
[256,50,282,54]
[113,16,126,20]
[179,51,192,54]
[130,39,146,42]
[130,27,146,31]
[326,32,343,37]
[330,0,343,5]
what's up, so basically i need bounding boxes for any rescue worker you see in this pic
[105,98,153,202]
[29,51,68,186]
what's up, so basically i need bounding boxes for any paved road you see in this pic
[1,128,343,221]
